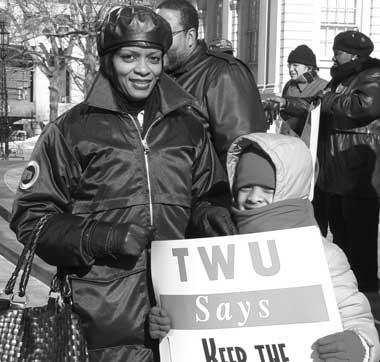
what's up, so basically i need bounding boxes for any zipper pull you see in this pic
[142,139,150,154]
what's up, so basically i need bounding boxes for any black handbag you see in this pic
[0,215,89,361]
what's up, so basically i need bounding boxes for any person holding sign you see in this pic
[227,132,380,362]
[150,133,380,362]
[10,5,231,362]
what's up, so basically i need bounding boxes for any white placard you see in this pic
[308,103,321,199]
[151,226,342,362]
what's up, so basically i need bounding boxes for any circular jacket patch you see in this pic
[19,161,40,190]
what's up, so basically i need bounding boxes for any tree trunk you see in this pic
[48,67,66,122]
[48,78,59,122]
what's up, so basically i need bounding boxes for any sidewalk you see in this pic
[0,160,55,302]
[0,214,55,286]
[0,255,50,307]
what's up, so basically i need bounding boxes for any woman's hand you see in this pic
[149,306,171,340]
[119,223,154,256]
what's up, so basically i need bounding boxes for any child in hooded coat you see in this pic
[150,132,380,362]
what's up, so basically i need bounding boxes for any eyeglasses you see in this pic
[172,29,187,36]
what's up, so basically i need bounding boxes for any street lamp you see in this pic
[0,14,9,160]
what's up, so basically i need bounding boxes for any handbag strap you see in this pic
[50,268,72,301]
[4,214,50,297]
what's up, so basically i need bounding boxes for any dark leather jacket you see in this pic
[317,57,380,197]
[169,40,266,165]
[10,73,227,362]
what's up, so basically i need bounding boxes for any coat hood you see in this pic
[227,133,313,202]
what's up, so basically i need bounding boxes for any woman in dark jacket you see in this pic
[10,6,230,362]
[317,30,380,292]
[284,30,380,292]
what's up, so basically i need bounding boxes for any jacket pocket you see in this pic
[70,253,150,350]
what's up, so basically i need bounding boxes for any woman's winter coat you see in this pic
[318,57,380,197]
[10,72,227,362]
[281,74,328,136]
[226,133,380,362]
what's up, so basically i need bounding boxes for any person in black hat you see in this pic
[315,30,380,293]
[265,44,328,136]
[283,30,380,292]
[10,5,233,362]
[262,44,329,240]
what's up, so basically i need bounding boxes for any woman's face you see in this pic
[332,49,355,66]
[112,46,163,101]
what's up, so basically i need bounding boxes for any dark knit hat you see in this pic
[333,30,374,57]
[234,146,275,192]
[97,6,172,57]
[287,45,317,67]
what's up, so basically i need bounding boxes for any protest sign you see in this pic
[300,102,321,199]
[151,226,342,362]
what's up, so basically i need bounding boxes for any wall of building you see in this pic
[277,0,321,92]
[33,67,50,123]
[368,0,380,60]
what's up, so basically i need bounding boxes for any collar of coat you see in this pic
[330,56,380,87]
[170,40,238,78]
[170,40,209,78]
[84,71,203,118]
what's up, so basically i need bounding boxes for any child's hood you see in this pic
[227,133,313,202]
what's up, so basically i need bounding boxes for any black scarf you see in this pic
[329,56,380,88]
[112,86,160,133]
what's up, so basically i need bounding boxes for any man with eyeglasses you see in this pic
[156,0,266,167]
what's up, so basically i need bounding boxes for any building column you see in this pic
[197,0,207,39]
[229,0,240,53]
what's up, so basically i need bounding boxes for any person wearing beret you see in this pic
[285,31,380,292]
[316,30,380,293]
[9,5,233,362]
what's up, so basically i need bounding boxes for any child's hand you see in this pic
[315,330,365,361]
[149,306,171,339]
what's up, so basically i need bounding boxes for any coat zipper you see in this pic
[141,137,153,226]
[126,113,162,227]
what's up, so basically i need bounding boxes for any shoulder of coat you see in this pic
[207,49,239,65]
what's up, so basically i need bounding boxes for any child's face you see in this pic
[236,185,275,210]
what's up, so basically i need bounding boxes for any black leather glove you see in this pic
[115,223,154,256]
[83,220,154,259]
[262,100,281,126]
[315,330,365,362]
[188,202,238,237]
